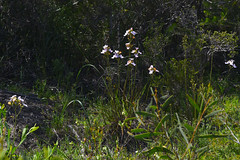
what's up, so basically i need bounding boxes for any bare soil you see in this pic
[0,89,52,151]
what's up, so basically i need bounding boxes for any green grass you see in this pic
[0,84,239,159]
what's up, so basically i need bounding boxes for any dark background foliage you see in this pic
[0,0,240,93]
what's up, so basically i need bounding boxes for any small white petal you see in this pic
[131,31,137,35]
[149,70,154,74]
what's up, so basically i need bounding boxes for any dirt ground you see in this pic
[0,89,52,151]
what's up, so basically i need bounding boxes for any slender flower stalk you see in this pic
[8,95,27,153]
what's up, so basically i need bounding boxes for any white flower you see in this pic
[125,43,132,50]
[131,47,142,58]
[125,58,136,66]
[124,27,137,37]
[8,95,28,107]
[225,59,237,68]
[148,65,159,74]
[111,50,124,59]
[101,45,113,55]
[10,95,17,102]
[18,96,24,102]
[18,96,28,107]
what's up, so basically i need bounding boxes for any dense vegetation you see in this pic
[1,0,240,159]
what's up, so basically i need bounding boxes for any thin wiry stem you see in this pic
[181,96,212,160]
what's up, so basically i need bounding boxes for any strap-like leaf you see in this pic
[197,134,229,138]
[204,110,222,119]
[131,128,147,133]
[136,111,157,118]
[184,123,194,132]
[161,95,173,109]
[134,132,161,140]
[154,114,170,132]
[196,146,208,153]
[179,126,189,144]
[123,117,137,123]
[186,94,200,113]
[143,146,174,156]
[176,113,189,144]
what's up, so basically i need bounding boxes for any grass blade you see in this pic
[161,95,173,109]
[186,94,200,113]
[76,64,100,81]
[204,110,222,119]
[136,111,157,118]
[154,114,170,132]
[131,128,147,133]
[176,113,189,144]
[134,132,161,140]
[184,123,194,132]
[143,146,174,156]
[197,134,229,138]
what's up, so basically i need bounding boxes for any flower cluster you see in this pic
[124,27,137,39]
[101,45,113,56]
[8,95,28,107]
[225,59,237,68]
[112,50,124,59]
[101,28,159,75]
[131,48,142,58]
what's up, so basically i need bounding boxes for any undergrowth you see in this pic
[0,27,239,159]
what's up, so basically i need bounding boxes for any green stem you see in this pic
[210,53,214,83]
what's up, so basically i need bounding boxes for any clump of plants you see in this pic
[0,96,38,159]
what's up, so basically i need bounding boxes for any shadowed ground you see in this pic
[0,89,52,151]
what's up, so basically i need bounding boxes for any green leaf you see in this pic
[29,125,39,134]
[123,117,137,123]
[184,123,194,132]
[149,105,157,110]
[143,146,174,156]
[178,126,189,144]
[161,95,173,109]
[196,146,208,153]
[134,132,161,140]
[207,100,218,108]
[0,149,7,160]
[131,128,147,133]
[160,155,173,160]
[135,112,145,126]
[154,114,170,132]
[197,134,229,138]
[176,113,189,144]
[21,127,27,140]
[76,64,100,81]
[167,23,177,33]
[204,110,222,119]
[136,111,157,118]
[186,94,200,113]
